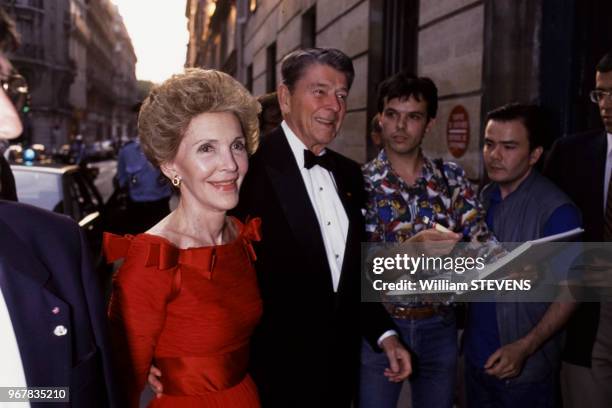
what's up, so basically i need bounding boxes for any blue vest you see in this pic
[480,170,578,384]
[117,141,172,202]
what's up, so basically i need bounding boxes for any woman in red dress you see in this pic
[104,69,262,407]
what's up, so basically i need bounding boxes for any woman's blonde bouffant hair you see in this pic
[138,68,261,167]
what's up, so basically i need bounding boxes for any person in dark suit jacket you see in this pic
[543,50,612,408]
[234,48,410,407]
[0,200,118,407]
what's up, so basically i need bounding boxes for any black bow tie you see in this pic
[304,149,335,171]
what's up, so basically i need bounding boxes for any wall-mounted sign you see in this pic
[446,105,470,158]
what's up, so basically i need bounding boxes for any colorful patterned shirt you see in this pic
[362,149,492,244]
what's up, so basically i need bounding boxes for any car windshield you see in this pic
[12,170,63,212]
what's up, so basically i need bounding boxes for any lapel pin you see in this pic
[52,307,60,315]
[53,325,68,337]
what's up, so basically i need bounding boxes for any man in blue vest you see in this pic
[464,103,580,407]
[116,136,172,234]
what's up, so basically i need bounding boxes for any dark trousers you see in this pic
[465,362,559,408]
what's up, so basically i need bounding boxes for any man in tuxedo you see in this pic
[237,48,410,407]
[543,51,612,407]
[0,200,118,407]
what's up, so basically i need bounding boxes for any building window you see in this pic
[246,64,253,93]
[382,0,418,77]
[266,42,276,93]
[301,6,316,48]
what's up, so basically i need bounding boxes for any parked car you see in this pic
[86,140,116,161]
[10,163,112,291]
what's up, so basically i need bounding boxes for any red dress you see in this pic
[104,217,262,407]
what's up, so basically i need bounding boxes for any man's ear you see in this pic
[277,83,291,116]
[529,146,544,166]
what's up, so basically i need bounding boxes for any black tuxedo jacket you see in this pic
[0,201,118,407]
[543,130,606,367]
[234,127,394,407]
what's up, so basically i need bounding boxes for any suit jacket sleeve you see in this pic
[361,303,396,350]
[78,228,121,407]
[350,160,397,350]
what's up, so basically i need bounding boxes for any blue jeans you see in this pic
[465,362,559,408]
[359,312,457,408]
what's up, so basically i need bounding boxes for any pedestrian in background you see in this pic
[116,134,172,234]
[257,91,282,137]
[50,123,60,153]
[370,113,383,149]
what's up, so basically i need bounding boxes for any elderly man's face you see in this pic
[279,63,348,154]
[596,70,612,133]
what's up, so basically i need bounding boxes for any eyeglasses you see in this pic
[1,72,29,112]
[590,90,612,103]
[1,73,28,95]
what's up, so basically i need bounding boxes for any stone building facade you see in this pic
[186,0,239,76]
[186,0,612,179]
[1,0,138,148]
[86,0,137,143]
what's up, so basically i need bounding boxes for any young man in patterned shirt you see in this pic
[360,72,493,408]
